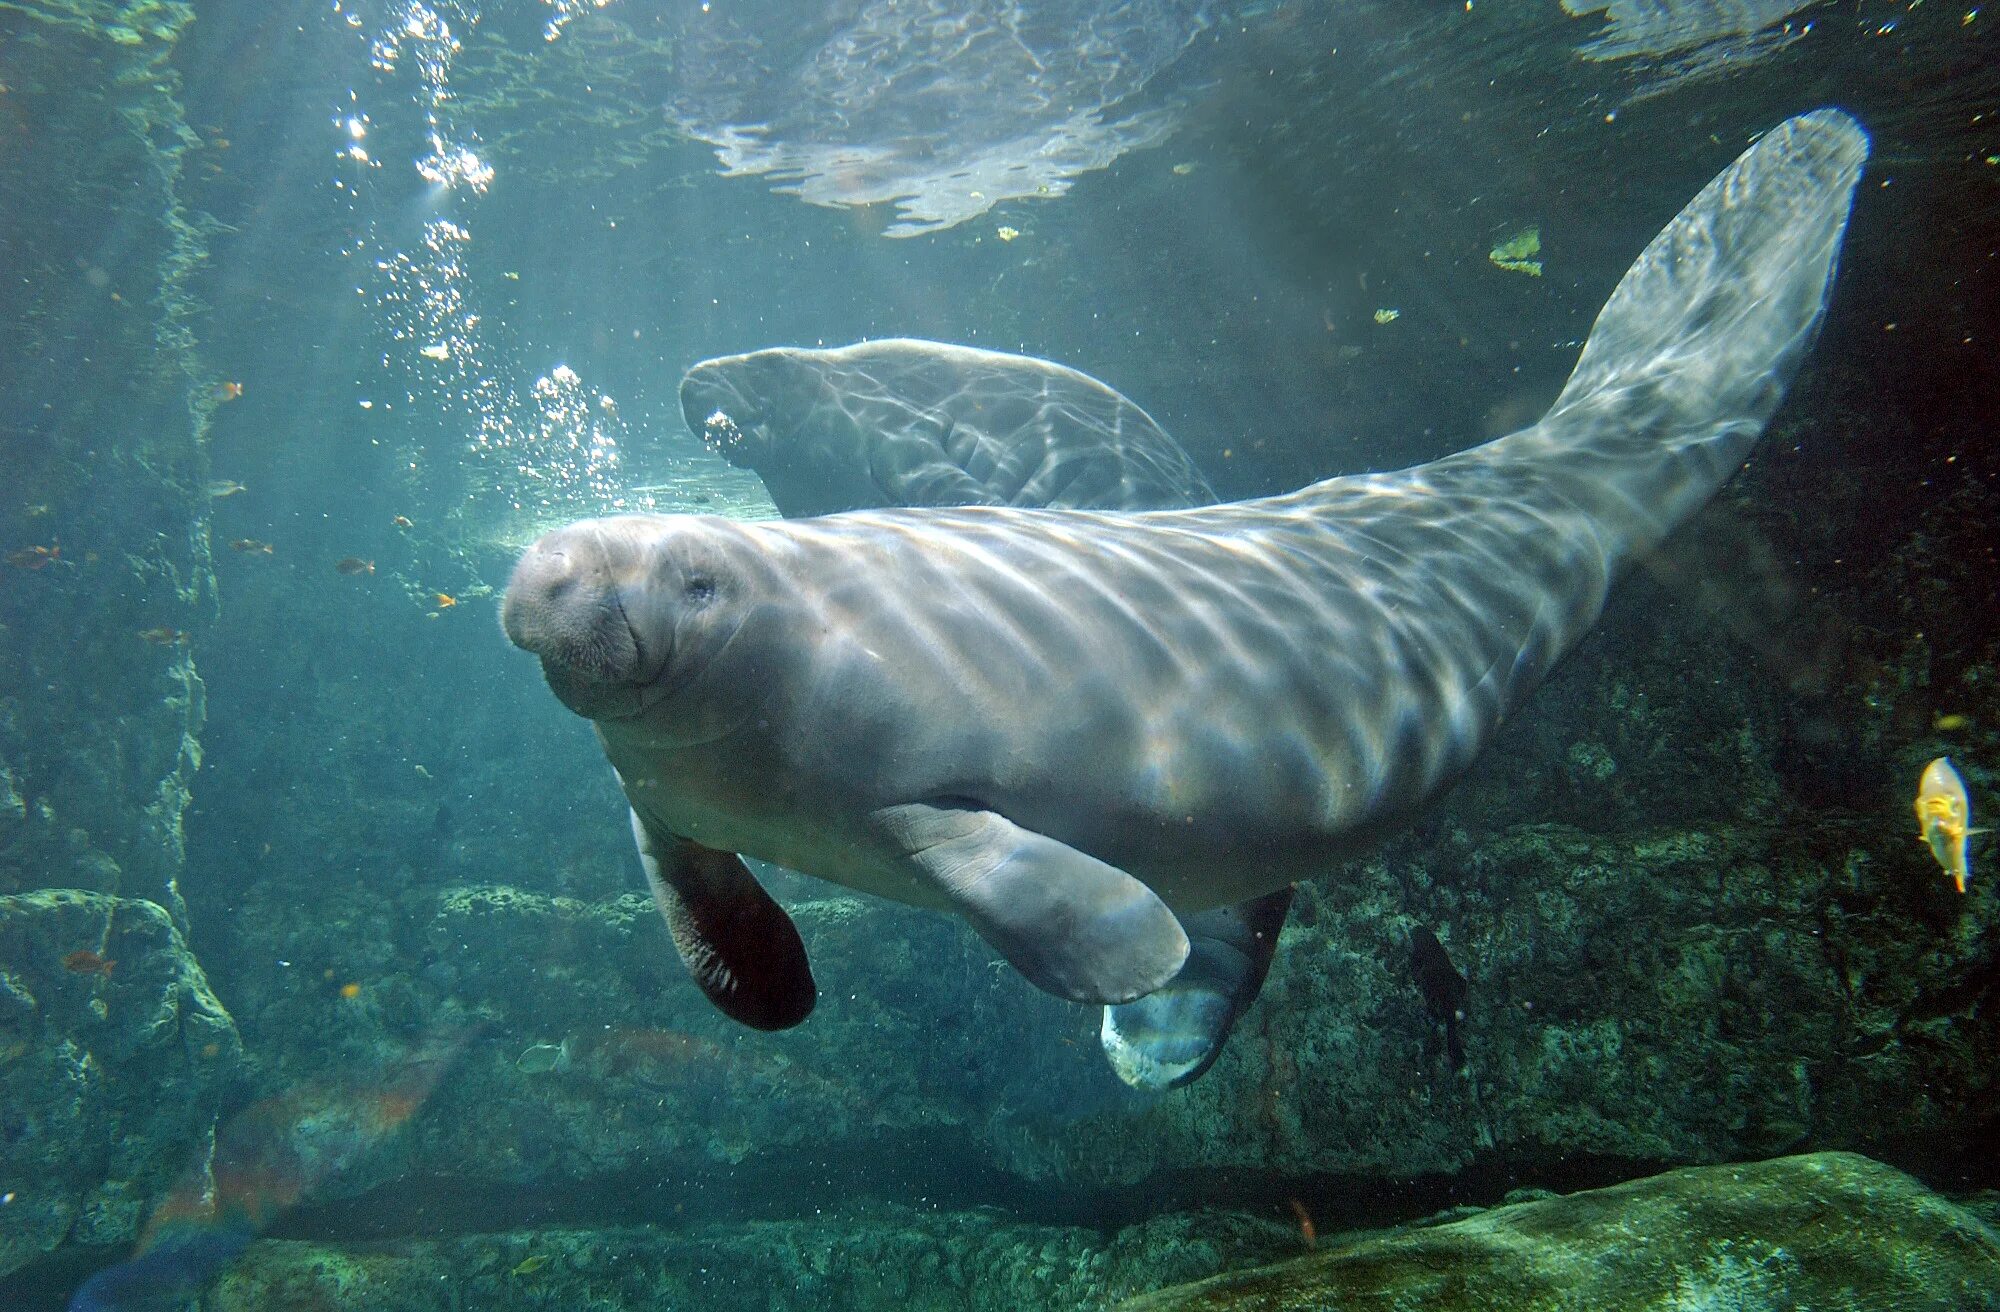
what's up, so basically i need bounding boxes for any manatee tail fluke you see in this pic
[1498,109,1869,551]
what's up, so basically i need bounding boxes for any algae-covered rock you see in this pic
[0,890,242,1279]
[0,0,214,927]
[1008,815,1998,1186]
[363,883,1119,1191]
[206,1205,1296,1312]
[1117,1152,2000,1310]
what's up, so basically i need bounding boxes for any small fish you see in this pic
[1172,161,1198,176]
[392,515,414,529]
[1934,713,1970,732]
[1287,1197,1317,1249]
[205,479,248,499]
[5,544,60,570]
[137,626,190,646]
[228,538,274,555]
[212,381,244,403]
[1914,757,1983,894]
[63,949,116,976]
[1410,926,1469,1069]
[1374,307,1401,324]
[433,592,457,609]
[334,557,375,577]
[418,343,450,361]
[995,225,1020,242]
[25,503,50,517]
[511,1255,550,1277]
[339,982,362,1000]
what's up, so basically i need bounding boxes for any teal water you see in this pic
[2,3,1996,1309]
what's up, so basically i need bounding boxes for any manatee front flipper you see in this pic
[875,802,1189,1004]
[1101,887,1294,1090]
[629,809,816,1030]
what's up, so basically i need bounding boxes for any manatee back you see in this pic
[683,339,1217,515]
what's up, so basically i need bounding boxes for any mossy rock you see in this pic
[1117,1152,2000,1310]
[0,891,242,1278]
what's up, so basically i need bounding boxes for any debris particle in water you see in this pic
[515,1042,568,1074]
[1489,226,1544,276]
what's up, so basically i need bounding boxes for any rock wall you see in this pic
[0,891,242,1276]
[0,0,215,927]
[0,1,227,1280]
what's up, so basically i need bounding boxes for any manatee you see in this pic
[682,336,1277,1086]
[503,113,1868,1080]
[680,338,1217,518]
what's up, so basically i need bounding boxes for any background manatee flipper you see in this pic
[1101,886,1295,1090]
[629,808,816,1030]
[874,802,1190,1004]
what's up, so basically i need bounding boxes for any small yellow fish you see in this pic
[996,226,1020,242]
[511,1255,549,1277]
[1914,757,1982,894]
[433,592,457,609]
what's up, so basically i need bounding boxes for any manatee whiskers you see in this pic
[505,111,1870,1091]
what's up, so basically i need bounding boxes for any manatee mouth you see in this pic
[700,408,746,456]
[501,527,656,721]
[679,359,773,468]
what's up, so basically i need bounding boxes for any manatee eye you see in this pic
[685,576,716,603]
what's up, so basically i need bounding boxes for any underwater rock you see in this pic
[1003,819,1997,1186]
[205,1205,1295,1312]
[1117,1152,2000,1310]
[362,883,1121,1193]
[0,0,213,926]
[0,891,242,1280]
[209,796,1995,1208]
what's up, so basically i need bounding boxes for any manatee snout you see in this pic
[680,361,760,461]
[502,524,649,717]
[680,350,809,464]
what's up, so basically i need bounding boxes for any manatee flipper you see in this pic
[629,809,816,1030]
[1101,886,1294,1090]
[874,802,1190,1004]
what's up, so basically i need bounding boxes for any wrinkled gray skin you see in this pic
[680,338,1216,518]
[503,113,1867,1077]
